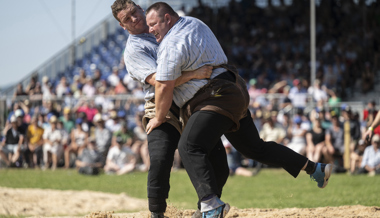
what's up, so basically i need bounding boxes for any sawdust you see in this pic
[0,187,379,218]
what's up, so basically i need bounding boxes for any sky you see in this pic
[0,0,116,88]
[0,0,280,89]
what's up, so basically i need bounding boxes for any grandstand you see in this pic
[0,0,379,173]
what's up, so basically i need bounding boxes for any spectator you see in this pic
[308,79,328,103]
[358,134,380,176]
[25,77,37,96]
[74,99,98,123]
[288,79,307,109]
[105,110,121,132]
[64,118,88,168]
[287,116,307,155]
[323,115,345,168]
[56,77,70,98]
[112,120,133,148]
[306,119,326,163]
[26,116,44,168]
[0,116,23,167]
[108,67,120,87]
[59,107,75,134]
[222,137,255,177]
[13,83,27,98]
[82,77,96,97]
[93,114,112,165]
[19,100,33,124]
[42,116,63,170]
[350,139,367,174]
[104,136,136,175]
[132,113,149,172]
[78,69,88,86]
[76,137,102,175]
[123,72,139,93]
[259,114,286,144]
[92,69,102,88]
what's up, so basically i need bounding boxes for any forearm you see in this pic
[370,112,380,129]
[175,71,197,87]
[155,80,175,122]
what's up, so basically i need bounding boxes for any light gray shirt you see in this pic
[156,16,227,107]
[124,33,158,101]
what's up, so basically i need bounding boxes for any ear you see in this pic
[119,22,126,30]
[164,13,171,24]
[137,5,143,11]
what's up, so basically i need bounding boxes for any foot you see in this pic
[202,203,230,218]
[310,163,332,188]
[151,212,165,218]
[192,209,201,218]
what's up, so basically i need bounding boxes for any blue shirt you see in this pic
[124,33,158,101]
[156,16,227,107]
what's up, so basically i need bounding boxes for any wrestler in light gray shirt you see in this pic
[124,33,158,102]
[155,16,227,107]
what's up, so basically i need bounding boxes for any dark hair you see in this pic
[111,0,136,22]
[146,2,179,21]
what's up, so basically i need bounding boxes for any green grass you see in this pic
[0,168,379,211]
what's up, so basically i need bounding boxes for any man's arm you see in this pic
[364,111,380,142]
[145,65,212,87]
[146,80,176,134]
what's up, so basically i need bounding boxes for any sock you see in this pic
[305,161,317,175]
[200,195,224,213]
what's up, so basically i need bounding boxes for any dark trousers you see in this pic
[179,111,233,201]
[147,121,229,213]
[225,110,308,178]
[179,110,308,201]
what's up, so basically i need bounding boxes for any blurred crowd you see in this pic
[189,0,380,98]
[1,0,380,176]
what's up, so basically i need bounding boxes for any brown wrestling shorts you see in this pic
[182,64,250,132]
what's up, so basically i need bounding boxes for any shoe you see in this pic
[192,209,202,218]
[202,203,230,218]
[151,212,165,218]
[310,163,332,188]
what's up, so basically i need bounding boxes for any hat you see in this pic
[76,118,83,125]
[50,115,57,123]
[294,116,302,124]
[42,76,49,83]
[117,110,126,118]
[24,99,30,106]
[14,109,24,118]
[110,111,117,119]
[116,136,124,144]
[93,113,103,123]
[63,107,71,114]
[249,79,257,86]
[373,134,380,143]
[10,115,17,123]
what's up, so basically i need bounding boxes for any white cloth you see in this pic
[107,146,135,168]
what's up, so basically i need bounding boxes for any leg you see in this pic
[313,143,324,163]
[147,122,180,213]
[225,110,307,178]
[178,111,233,201]
[0,149,10,166]
[140,140,150,171]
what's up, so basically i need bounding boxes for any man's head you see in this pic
[111,0,148,35]
[146,2,179,43]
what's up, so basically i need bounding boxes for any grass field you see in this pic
[0,168,379,211]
